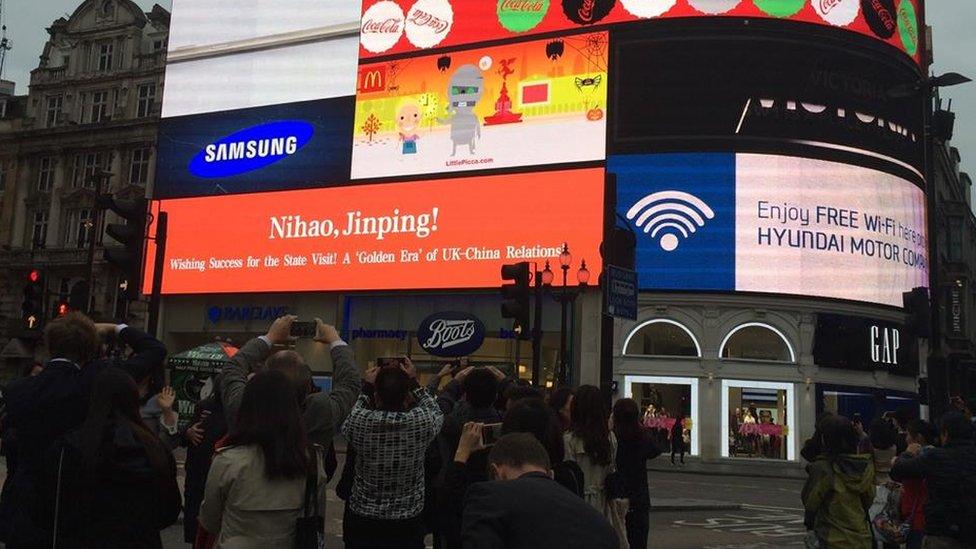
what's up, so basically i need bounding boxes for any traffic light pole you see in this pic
[531,269,543,387]
[84,174,106,314]
[147,211,167,338]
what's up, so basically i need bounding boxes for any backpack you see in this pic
[870,481,908,544]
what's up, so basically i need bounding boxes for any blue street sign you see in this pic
[606,265,638,320]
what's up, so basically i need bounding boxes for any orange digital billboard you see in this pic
[147,168,604,294]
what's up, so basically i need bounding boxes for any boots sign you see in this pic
[813,313,917,376]
[417,311,486,357]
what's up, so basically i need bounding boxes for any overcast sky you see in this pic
[2,0,975,173]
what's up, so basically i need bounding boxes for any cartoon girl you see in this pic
[396,102,421,156]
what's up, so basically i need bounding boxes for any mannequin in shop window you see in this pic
[742,409,757,424]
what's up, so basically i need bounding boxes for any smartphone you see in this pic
[482,423,503,446]
[377,357,404,368]
[289,321,317,338]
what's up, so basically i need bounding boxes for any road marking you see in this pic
[672,512,807,539]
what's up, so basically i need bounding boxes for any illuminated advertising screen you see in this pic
[163,1,359,118]
[154,98,354,199]
[351,32,607,179]
[612,153,927,307]
[148,168,604,294]
[358,0,922,64]
[612,30,924,180]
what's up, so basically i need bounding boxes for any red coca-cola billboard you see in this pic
[358,0,923,64]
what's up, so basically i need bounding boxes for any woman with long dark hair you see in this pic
[613,398,661,549]
[40,367,181,548]
[199,369,321,548]
[564,385,616,516]
[548,387,575,432]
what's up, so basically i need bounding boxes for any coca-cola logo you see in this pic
[360,1,405,53]
[820,0,841,13]
[813,0,859,26]
[497,0,551,32]
[362,18,403,34]
[417,312,486,357]
[561,0,615,25]
[862,0,896,39]
[406,0,454,49]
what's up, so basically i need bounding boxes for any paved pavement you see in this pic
[158,457,807,548]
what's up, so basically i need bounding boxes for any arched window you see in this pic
[720,323,795,362]
[623,319,701,357]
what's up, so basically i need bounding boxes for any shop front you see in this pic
[614,294,917,471]
[159,290,588,387]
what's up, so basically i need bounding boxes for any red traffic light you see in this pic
[57,302,69,316]
[28,269,40,283]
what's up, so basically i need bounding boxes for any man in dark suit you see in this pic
[462,433,619,549]
[2,312,166,548]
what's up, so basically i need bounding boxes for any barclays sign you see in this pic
[417,311,486,357]
[206,305,292,324]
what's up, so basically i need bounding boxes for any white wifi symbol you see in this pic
[626,190,715,252]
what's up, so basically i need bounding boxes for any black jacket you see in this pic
[615,429,661,510]
[462,472,618,549]
[180,396,228,543]
[890,439,976,539]
[2,326,166,548]
[37,420,181,549]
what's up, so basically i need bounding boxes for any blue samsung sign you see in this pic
[154,96,354,199]
[188,120,314,178]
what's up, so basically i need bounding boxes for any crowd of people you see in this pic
[0,313,676,549]
[5,310,975,549]
[801,405,976,549]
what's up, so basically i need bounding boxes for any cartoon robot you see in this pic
[441,64,484,156]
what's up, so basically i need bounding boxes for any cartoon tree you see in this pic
[362,113,381,142]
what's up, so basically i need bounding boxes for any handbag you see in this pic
[871,481,908,544]
[295,449,324,549]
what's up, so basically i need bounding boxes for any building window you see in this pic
[90,90,110,123]
[720,323,795,362]
[46,95,63,127]
[153,40,164,52]
[623,319,701,357]
[129,148,151,184]
[623,375,700,456]
[65,209,94,248]
[0,163,6,193]
[948,217,964,262]
[31,211,49,249]
[722,380,796,461]
[136,84,156,118]
[37,157,56,192]
[98,42,114,72]
[73,152,108,188]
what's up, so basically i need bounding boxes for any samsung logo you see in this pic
[189,120,314,178]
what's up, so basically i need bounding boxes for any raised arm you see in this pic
[219,316,292,428]
[304,320,363,446]
[113,324,167,382]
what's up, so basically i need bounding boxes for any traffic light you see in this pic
[55,300,70,317]
[22,269,45,329]
[97,195,148,300]
[501,262,531,340]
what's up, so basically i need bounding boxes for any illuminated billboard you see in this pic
[154,98,354,199]
[612,153,927,307]
[358,0,922,64]
[148,168,604,294]
[162,0,358,118]
[351,32,608,179]
[612,30,924,179]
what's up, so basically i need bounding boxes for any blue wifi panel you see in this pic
[609,153,736,291]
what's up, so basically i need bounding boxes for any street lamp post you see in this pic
[543,243,589,386]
